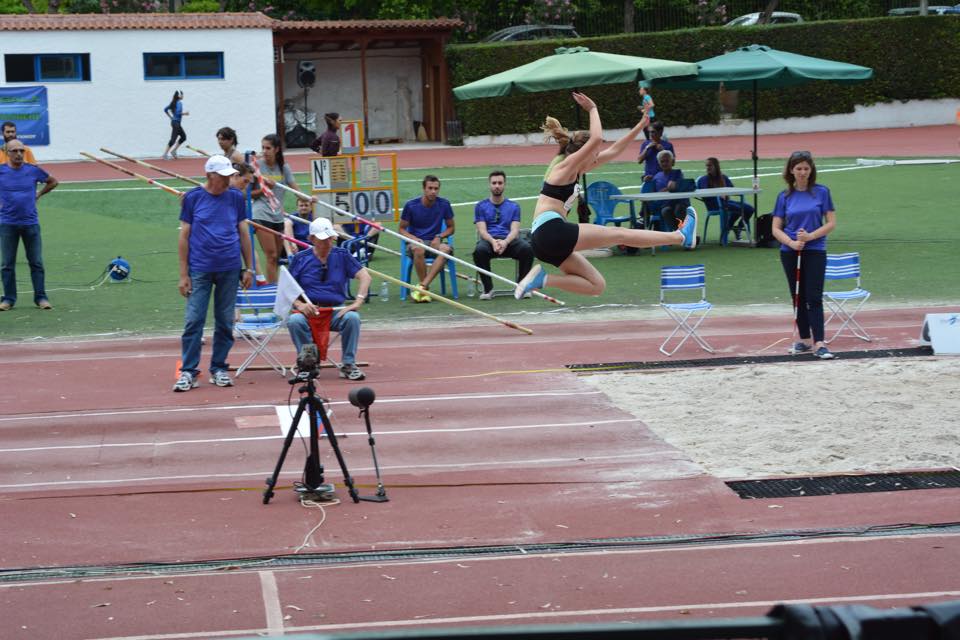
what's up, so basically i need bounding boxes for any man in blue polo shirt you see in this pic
[287,217,372,381]
[399,174,455,303]
[472,170,533,300]
[0,139,59,311]
[174,155,254,392]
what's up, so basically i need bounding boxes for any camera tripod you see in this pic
[263,372,359,504]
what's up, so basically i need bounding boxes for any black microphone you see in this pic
[348,387,375,409]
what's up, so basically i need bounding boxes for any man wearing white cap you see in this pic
[173,155,254,392]
[286,216,371,381]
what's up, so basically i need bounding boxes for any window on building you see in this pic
[143,52,223,80]
[4,54,91,82]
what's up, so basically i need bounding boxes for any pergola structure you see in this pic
[272,18,462,144]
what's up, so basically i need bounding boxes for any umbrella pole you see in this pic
[752,80,759,245]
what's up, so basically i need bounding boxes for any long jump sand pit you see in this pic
[583,357,959,479]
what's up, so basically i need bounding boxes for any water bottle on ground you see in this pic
[379,281,389,302]
[467,277,477,297]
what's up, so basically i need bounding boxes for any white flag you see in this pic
[274,266,306,321]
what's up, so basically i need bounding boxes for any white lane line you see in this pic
[0,416,632,454]
[0,450,662,489]
[0,390,601,424]
[258,571,284,636]
[51,589,960,639]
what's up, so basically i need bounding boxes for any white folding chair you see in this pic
[234,285,286,377]
[824,252,872,343]
[659,264,715,356]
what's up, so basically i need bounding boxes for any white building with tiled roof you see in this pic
[0,13,278,161]
[0,13,462,161]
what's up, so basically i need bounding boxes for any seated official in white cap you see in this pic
[286,217,372,381]
[174,155,255,392]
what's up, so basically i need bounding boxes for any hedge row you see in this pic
[446,16,960,136]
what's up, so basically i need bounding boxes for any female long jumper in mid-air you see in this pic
[515,92,697,299]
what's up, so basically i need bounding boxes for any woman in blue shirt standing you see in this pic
[772,151,837,360]
[162,90,188,160]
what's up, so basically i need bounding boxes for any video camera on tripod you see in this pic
[262,344,389,505]
[293,343,321,381]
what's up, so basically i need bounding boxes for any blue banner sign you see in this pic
[0,86,49,146]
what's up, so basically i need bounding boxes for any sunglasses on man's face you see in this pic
[7,149,24,154]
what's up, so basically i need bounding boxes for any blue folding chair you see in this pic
[234,284,287,377]
[659,264,714,356]
[824,252,872,344]
[585,181,636,228]
[399,222,458,301]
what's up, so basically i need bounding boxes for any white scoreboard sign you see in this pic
[315,190,394,223]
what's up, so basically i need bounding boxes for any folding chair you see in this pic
[234,284,287,377]
[586,181,636,228]
[824,252,872,344]
[659,264,714,356]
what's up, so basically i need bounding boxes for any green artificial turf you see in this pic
[1,157,956,341]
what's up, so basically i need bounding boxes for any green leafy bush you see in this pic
[448,16,960,136]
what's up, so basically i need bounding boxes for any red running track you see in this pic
[1,306,959,639]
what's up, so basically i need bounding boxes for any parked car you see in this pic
[482,24,580,42]
[724,12,804,26]
[888,5,960,15]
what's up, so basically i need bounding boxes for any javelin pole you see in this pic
[185,144,212,157]
[80,152,182,196]
[791,250,803,348]
[271,181,564,306]
[247,220,533,335]
[100,147,203,187]
[283,210,480,287]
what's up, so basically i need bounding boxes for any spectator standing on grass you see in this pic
[0,139,58,311]
[252,134,304,284]
[162,90,188,160]
[0,121,37,165]
[771,151,837,361]
[174,155,254,392]
[472,170,534,300]
[637,121,673,180]
[216,127,245,164]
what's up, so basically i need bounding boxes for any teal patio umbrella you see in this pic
[651,44,873,233]
[453,46,699,100]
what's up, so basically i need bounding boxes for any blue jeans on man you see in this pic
[287,311,360,364]
[180,269,241,376]
[0,223,46,306]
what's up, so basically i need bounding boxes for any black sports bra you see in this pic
[540,180,582,212]
[540,180,577,201]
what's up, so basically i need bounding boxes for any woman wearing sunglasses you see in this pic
[771,151,837,360]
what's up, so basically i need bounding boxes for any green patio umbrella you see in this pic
[651,44,873,238]
[452,46,698,100]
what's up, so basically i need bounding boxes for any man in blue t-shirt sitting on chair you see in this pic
[472,170,533,300]
[287,217,372,381]
[399,174,455,303]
